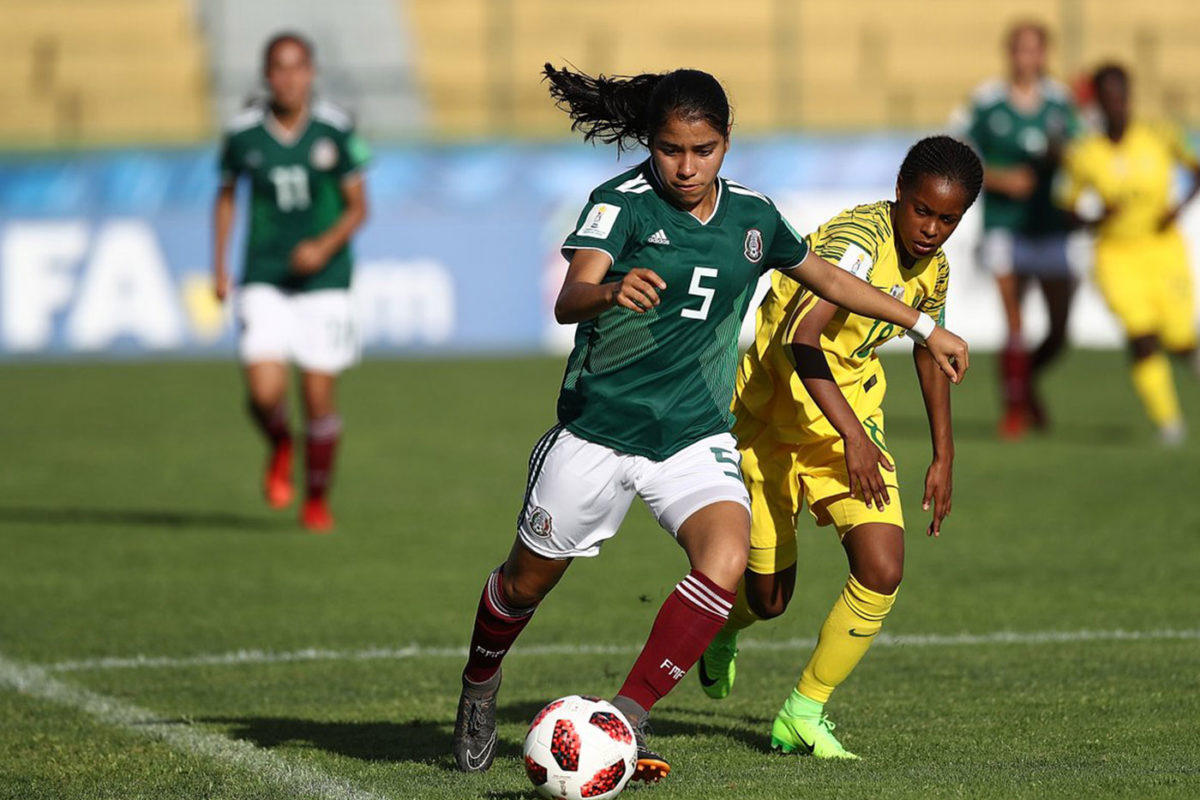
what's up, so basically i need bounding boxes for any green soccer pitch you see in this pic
[1,352,1197,800]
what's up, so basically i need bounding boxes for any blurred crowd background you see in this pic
[0,0,1198,359]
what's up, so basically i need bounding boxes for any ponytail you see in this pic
[544,64,731,152]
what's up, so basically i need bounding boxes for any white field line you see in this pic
[39,628,1200,675]
[0,653,387,800]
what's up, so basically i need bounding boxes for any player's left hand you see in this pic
[922,458,953,537]
[290,239,330,274]
[923,328,969,384]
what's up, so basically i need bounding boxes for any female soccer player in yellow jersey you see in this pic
[1059,64,1200,445]
[696,136,984,759]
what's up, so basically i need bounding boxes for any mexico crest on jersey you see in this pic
[526,506,553,538]
[744,228,763,263]
[310,137,338,170]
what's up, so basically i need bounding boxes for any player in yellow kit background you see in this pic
[695,136,983,759]
[1058,64,1200,445]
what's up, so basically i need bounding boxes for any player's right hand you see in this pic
[924,328,969,383]
[844,432,894,511]
[1000,165,1036,200]
[611,268,666,313]
[214,270,231,302]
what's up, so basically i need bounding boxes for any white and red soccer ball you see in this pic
[522,695,638,800]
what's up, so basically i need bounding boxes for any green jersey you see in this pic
[961,79,1080,235]
[557,161,809,461]
[218,99,370,292]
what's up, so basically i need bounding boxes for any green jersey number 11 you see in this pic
[269,165,311,212]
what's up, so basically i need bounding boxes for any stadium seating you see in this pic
[0,0,211,146]
[400,0,1200,138]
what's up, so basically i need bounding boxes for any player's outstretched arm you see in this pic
[913,344,954,537]
[554,248,666,324]
[783,251,969,383]
[212,183,236,301]
[789,299,893,511]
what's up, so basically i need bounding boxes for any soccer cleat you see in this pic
[300,498,335,533]
[453,670,501,772]
[770,711,860,760]
[630,715,671,783]
[264,440,294,509]
[697,635,738,699]
[998,406,1028,440]
[1160,420,1186,448]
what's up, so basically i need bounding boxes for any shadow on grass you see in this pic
[0,506,291,532]
[200,716,460,766]
[202,702,773,770]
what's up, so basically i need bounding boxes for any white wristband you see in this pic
[909,312,937,342]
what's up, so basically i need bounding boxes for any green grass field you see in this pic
[1,351,1198,800]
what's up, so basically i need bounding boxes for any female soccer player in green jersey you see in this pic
[452,64,970,783]
[212,33,370,532]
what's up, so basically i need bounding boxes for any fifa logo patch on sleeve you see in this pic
[744,229,763,263]
[577,203,621,239]
[837,244,872,280]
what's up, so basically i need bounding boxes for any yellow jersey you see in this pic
[1059,120,1199,241]
[734,201,949,443]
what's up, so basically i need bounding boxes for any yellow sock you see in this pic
[722,579,760,633]
[1130,353,1181,428]
[796,575,897,703]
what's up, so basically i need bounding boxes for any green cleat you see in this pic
[770,711,860,760]
[697,633,738,700]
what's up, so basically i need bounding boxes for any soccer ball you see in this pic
[522,695,638,800]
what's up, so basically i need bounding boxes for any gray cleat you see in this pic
[453,670,502,772]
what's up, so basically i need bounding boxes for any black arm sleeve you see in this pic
[789,343,835,381]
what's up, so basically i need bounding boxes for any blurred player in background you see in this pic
[213,33,370,530]
[698,137,983,759]
[452,65,970,783]
[1059,64,1200,445]
[956,22,1081,438]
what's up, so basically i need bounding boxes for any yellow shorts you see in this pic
[1094,231,1197,350]
[732,406,905,576]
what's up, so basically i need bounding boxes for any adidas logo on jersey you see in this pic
[647,229,671,245]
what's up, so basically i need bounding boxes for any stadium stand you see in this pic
[401,0,1200,138]
[198,0,425,137]
[0,0,211,146]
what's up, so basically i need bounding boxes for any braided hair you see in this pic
[543,64,731,152]
[897,135,984,209]
[1092,62,1129,91]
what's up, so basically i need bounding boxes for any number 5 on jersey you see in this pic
[682,267,719,321]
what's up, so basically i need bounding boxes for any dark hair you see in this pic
[263,32,314,74]
[543,64,731,152]
[897,136,985,209]
[1093,62,1129,91]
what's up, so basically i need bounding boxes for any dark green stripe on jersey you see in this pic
[557,161,808,461]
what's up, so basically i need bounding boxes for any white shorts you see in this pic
[236,283,359,374]
[979,230,1076,278]
[517,426,751,559]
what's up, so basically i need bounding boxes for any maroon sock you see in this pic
[305,414,342,501]
[463,566,538,684]
[250,401,291,446]
[1000,338,1031,412]
[615,570,734,712]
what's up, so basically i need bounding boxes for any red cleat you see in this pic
[998,406,1029,440]
[301,498,335,533]
[264,440,295,509]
